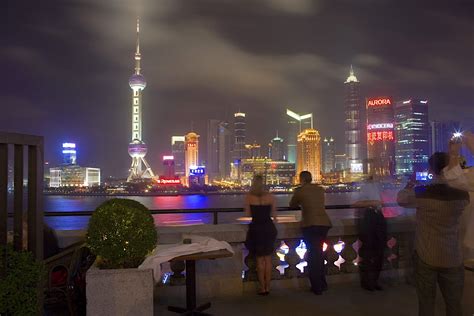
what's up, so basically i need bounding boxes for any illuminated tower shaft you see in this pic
[127,18,155,181]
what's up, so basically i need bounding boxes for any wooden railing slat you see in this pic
[13,144,24,251]
[28,144,44,260]
[0,143,7,248]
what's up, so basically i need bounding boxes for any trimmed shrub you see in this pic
[0,246,45,315]
[86,198,157,269]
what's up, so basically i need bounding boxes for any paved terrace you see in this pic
[154,282,454,316]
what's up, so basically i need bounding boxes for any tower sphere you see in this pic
[128,139,148,158]
[129,74,147,90]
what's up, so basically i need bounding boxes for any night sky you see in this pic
[3,0,473,177]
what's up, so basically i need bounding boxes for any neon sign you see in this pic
[367,98,392,106]
[156,179,181,185]
[190,166,205,175]
[367,131,394,142]
[163,155,174,160]
[367,123,394,130]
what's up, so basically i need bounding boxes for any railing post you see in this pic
[13,144,24,251]
[28,144,43,260]
[213,211,218,225]
[0,143,7,278]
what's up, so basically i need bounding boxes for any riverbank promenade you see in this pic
[154,282,444,316]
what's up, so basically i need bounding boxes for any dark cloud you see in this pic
[2,0,473,176]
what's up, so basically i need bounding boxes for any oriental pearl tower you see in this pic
[127,18,155,181]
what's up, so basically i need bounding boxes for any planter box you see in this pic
[86,266,153,316]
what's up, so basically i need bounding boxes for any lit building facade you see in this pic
[185,132,200,181]
[344,66,365,173]
[334,154,347,171]
[162,155,175,178]
[270,133,285,161]
[233,112,247,162]
[322,137,335,173]
[49,166,100,188]
[366,97,395,177]
[297,128,322,183]
[286,109,313,164]
[234,158,295,186]
[127,19,154,181]
[395,99,430,175]
[171,136,185,177]
[245,141,262,158]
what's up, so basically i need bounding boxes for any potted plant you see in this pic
[0,245,45,315]
[86,199,157,316]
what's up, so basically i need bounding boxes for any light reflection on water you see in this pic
[43,191,403,230]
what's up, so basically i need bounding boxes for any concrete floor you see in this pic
[154,282,454,316]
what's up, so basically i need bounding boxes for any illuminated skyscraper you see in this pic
[430,120,461,154]
[270,132,285,161]
[171,136,185,177]
[62,143,77,165]
[322,137,335,173]
[344,66,365,173]
[127,18,154,181]
[207,120,231,180]
[185,132,200,179]
[286,109,313,164]
[233,112,246,162]
[297,129,322,183]
[366,97,395,177]
[246,141,262,158]
[395,99,430,175]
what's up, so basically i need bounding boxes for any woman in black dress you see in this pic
[245,175,278,295]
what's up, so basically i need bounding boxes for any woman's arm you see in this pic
[244,194,251,217]
[270,194,278,223]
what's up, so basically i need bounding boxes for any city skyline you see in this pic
[3,1,473,177]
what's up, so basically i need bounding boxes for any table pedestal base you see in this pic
[168,302,211,315]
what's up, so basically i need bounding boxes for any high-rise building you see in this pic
[334,154,347,171]
[233,112,246,162]
[270,132,285,161]
[344,66,365,173]
[162,156,175,178]
[322,137,335,173]
[62,143,77,165]
[127,19,154,181]
[286,109,313,164]
[171,136,185,177]
[207,120,231,180]
[218,121,232,179]
[366,97,395,177]
[395,99,430,175]
[296,128,322,183]
[185,132,200,181]
[430,120,461,154]
[207,119,220,180]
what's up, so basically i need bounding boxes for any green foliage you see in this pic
[86,198,158,269]
[0,246,45,315]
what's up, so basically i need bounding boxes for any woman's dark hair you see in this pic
[249,174,266,196]
[428,152,450,175]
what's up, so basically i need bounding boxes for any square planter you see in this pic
[86,266,154,316]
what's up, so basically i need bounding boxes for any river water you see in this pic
[42,191,402,230]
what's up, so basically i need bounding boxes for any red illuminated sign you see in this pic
[155,178,181,185]
[367,98,392,107]
[367,131,394,142]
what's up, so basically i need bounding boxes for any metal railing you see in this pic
[41,203,400,225]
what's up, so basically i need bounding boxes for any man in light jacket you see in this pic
[290,171,332,295]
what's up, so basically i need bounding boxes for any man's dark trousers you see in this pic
[302,225,330,293]
[414,252,464,316]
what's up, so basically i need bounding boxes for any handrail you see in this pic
[36,203,402,225]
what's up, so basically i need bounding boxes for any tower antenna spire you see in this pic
[134,17,141,75]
